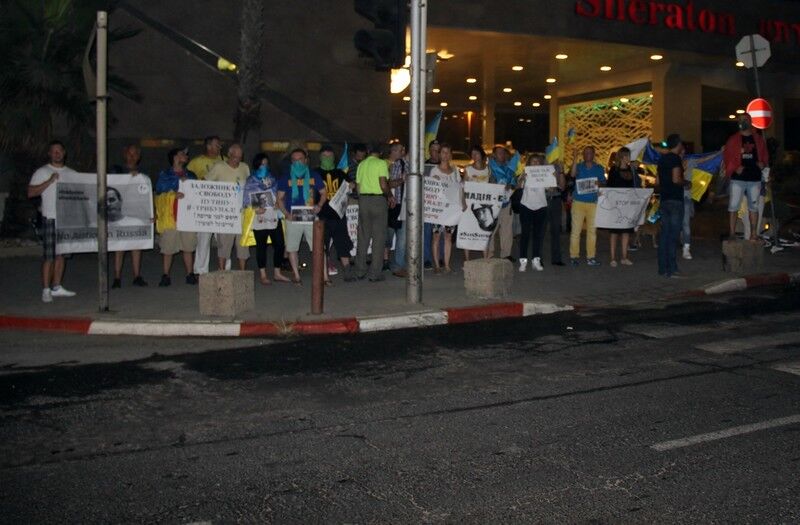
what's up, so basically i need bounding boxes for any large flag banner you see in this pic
[424,176,462,226]
[524,165,557,188]
[456,182,506,250]
[55,172,153,254]
[424,110,443,150]
[595,188,654,229]
[328,181,350,218]
[177,180,241,234]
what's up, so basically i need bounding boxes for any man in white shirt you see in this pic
[27,141,78,303]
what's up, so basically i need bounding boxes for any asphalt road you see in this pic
[1,286,799,523]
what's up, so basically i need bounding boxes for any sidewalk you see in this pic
[1,230,798,335]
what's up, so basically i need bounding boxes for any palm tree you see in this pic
[0,0,140,237]
[233,0,265,153]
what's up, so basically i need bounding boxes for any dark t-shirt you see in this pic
[733,134,761,182]
[607,166,640,188]
[318,168,348,219]
[657,152,684,201]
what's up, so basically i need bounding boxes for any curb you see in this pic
[0,302,574,338]
[0,271,796,337]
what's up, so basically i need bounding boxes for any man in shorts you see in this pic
[724,113,769,241]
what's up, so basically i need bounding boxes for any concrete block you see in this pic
[722,240,764,274]
[463,258,514,299]
[199,271,255,317]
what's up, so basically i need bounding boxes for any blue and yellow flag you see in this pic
[545,137,561,164]
[566,128,577,145]
[337,142,349,173]
[424,110,443,151]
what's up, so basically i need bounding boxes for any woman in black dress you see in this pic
[606,147,641,267]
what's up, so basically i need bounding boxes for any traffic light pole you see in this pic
[96,11,109,312]
[406,0,427,304]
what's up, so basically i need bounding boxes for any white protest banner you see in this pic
[523,165,557,189]
[55,172,153,254]
[328,181,349,218]
[346,204,394,256]
[177,180,241,234]
[291,206,315,224]
[424,176,462,226]
[595,188,654,229]
[249,191,278,229]
[456,182,506,251]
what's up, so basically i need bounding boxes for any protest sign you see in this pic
[595,188,654,229]
[523,165,557,188]
[291,206,315,224]
[328,182,349,218]
[424,176,462,226]
[576,177,599,195]
[177,180,241,234]
[456,182,506,251]
[346,204,394,256]
[249,191,278,229]
[55,172,153,254]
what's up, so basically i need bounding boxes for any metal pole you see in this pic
[96,11,109,312]
[311,219,325,314]
[405,0,426,304]
[749,35,762,99]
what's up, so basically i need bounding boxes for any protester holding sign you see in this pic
[28,141,78,303]
[605,147,641,267]
[244,153,290,285]
[461,145,490,262]
[189,136,224,276]
[546,163,567,266]
[206,144,250,271]
[154,147,197,287]
[277,148,327,284]
[317,146,354,282]
[429,144,464,274]
[487,146,519,261]
[516,154,550,272]
[569,146,605,267]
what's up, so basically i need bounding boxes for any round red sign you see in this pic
[746,98,773,129]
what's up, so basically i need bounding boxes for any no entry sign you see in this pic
[746,98,772,129]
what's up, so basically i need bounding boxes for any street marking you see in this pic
[622,323,720,339]
[772,360,800,377]
[88,321,241,337]
[695,331,800,354]
[522,302,573,316]
[651,414,800,452]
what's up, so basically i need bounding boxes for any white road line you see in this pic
[622,323,720,339]
[88,321,241,337]
[772,360,800,377]
[695,331,800,354]
[651,414,800,452]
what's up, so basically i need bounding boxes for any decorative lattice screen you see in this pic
[558,93,652,170]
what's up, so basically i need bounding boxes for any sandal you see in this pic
[620,258,633,266]
[259,276,272,285]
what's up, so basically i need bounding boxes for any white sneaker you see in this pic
[682,244,692,260]
[532,257,544,271]
[518,258,528,272]
[41,288,53,303]
[50,285,76,298]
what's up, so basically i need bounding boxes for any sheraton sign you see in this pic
[575,0,800,45]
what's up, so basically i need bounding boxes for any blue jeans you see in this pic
[658,199,684,276]
[682,194,693,245]
[392,223,406,271]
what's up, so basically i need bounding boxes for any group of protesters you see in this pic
[30,112,767,302]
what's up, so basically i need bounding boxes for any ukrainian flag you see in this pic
[566,128,577,145]
[424,110,443,151]
[337,142,349,173]
[545,137,561,164]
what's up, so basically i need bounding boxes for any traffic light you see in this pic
[353,0,406,71]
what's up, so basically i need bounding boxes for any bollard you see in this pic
[311,218,325,315]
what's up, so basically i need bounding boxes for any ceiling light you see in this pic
[612,106,619,111]
[468,95,477,101]
[735,61,745,67]
[512,65,524,71]
[518,118,525,122]
[736,109,745,114]
[649,94,653,98]
[532,102,541,107]
[432,88,441,93]
[440,102,448,107]
[503,87,513,93]
[466,77,477,83]
[401,111,407,115]
[620,97,629,103]
[513,101,522,106]
[555,54,568,60]
[543,95,552,100]
[437,49,454,60]
[600,66,612,72]
[650,54,663,61]
[402,96,410,101]
[526,119,532,123]
[546,78,557,83]
[729,114,736,119]
[389,56,412,94]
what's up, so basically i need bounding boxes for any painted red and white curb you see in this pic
[0,271,796,337]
